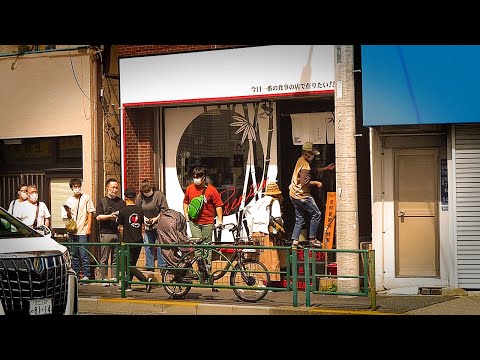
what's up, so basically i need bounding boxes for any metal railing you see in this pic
[60,241,376,310]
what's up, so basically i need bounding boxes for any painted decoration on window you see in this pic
[176,102,277,216]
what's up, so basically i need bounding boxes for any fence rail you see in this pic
[60,241,377,309]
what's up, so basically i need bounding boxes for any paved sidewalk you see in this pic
[78,282,480,315]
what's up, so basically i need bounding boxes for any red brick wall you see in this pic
[117,45,243,58]
[124,108,155,193]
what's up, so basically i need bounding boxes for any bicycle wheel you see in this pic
[161,262,193,299]
[230,259,270,303]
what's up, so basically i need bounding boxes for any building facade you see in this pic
[0,45,102,239]
[362,45,480,291]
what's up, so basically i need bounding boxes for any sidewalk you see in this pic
[78,282,480,315]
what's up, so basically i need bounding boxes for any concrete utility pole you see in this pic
[334,45,360,293]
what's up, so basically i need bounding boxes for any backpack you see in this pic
[187,185,207,220]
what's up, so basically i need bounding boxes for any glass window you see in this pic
[177,107,267,216]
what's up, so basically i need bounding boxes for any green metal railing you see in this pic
[60,241,376,309]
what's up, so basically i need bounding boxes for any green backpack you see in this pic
[187,185,207,220]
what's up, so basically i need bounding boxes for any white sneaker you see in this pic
[146,277,153,293]
[110,277,118,286]
[80,276,89,281]
[102,278,111,287]
[118,287,132,292]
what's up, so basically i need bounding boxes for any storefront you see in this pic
[0,46,97,238]
[362,45,480,291]
[119,45,337,240]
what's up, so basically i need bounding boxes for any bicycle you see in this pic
[161,223,271,303]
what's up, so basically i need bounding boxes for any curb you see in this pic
[78,297,395,315]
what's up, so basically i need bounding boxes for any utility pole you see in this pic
[334,45,359,293]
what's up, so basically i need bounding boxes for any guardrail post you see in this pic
[305,249,311,307]
[292,246,298,307]
[119,242,126,298]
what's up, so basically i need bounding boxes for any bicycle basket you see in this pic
[238,235,265,254]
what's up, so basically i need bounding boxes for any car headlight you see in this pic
[62,250,73,271]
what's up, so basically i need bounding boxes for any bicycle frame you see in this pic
[161,222,271,302]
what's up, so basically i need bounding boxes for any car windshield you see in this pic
[0,207,43,238]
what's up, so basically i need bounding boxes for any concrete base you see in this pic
[441,287,468,296]
[383,287,419,295]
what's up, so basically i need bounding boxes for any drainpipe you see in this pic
[334,45,360,293]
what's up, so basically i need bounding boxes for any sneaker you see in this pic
[80,275,89,285]
[118,286,132,292]
[309,239,323,248]
[110,277,118,286]
[102,278,111,287]
[291,240,304,249]
[146,277,153,293]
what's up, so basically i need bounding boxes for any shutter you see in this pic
[455,124,480,288]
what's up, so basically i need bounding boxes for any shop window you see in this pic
[177,107,268,216]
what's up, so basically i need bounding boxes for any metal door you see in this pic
[394,149,439,277]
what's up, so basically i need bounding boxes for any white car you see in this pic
[0,206,78,315]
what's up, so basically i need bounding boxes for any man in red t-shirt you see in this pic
[183,166,223,268]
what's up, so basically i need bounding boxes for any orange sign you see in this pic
[322,192,336,249]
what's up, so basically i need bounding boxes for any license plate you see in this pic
[29,298,53,315]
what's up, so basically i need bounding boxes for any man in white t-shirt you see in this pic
[17,184,51,229]
[64,178,96,282]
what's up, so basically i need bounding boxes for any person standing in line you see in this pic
[96,178,126,285]
[17,184,51,229]
[64,178,95,282]
[7,183,28,219]
[246,181,287,283]
[183,166,223,269]
[289,142,335,248]
[117,188,153,292]
[135,179,169,271]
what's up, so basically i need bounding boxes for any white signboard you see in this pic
[119,45,334,105]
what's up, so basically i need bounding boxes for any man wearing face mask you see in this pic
[64,178,96,282]
[96,178,126,285]
[183,166,223,270]
[289,142,335,248]
[18,184,51,229]
[135,179,169,271]
[8,183,28,219]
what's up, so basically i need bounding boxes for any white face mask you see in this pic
[193,178,203,186]
[73,188,82,195]
[307,154,315,161]
[20,192,28,200]
[29,193,38,202]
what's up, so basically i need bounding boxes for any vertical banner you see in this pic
[323,192,336,249]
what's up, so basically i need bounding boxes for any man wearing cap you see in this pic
[289,142,335,248]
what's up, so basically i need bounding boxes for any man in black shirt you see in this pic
[117,188,153,292]
[95,178,126,285]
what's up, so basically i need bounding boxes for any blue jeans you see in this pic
[290,195,322,241]
[144,229,166,268]
[68,234,91,278]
